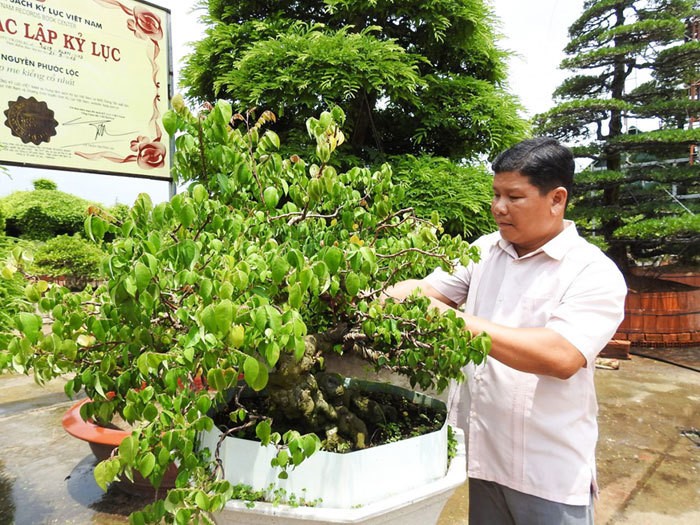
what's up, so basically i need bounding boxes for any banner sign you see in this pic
[0,0,171,180]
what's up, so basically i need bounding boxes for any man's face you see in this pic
[491,171,566,256]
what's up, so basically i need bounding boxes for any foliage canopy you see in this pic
[181,0,529,238]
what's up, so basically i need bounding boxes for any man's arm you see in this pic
[386,278,586,380]
[427,298,585,380]
[384,279,459,309]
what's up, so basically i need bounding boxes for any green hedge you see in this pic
[0,189,92,240]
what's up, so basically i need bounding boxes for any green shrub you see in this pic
[0,189,92,240]
[391,155,495,240]
[109,203,131,224]
[31,235,106,290]
[32,178,58,191]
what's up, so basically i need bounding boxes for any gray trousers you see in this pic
[469,478,594,525]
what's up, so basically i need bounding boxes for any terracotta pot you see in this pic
[62,398,177,495]
[615,287,700,346]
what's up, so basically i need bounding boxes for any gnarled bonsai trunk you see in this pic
[232,330,427,452]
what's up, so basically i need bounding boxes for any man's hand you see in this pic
[383,279,425,302]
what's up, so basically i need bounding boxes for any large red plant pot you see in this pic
[62,398,177,495]
[614,287,700,347]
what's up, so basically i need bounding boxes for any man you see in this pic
[386,137,627,524]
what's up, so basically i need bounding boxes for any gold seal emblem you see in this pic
[3,96,59,145]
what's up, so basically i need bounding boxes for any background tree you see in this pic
[535,0,700,271]
[180,0,529,238]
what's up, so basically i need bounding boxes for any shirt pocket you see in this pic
[519,295,557,326]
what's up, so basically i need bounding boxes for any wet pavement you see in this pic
[0,353,698,524]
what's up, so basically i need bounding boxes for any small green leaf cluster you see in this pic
[31,178,58,191]
[0,237,33,350]
[614,214,700,240]
[1,100,489,523]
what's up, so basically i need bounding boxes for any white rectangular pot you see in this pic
[200,379,467,524]
[212,428,466,525]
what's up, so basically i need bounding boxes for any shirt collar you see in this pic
[497,220,578,261]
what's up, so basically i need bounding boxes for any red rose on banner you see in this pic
[131,136,166,169]
[128,5,163,42]
[76,1,167,173]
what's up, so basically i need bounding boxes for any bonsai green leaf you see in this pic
[345,272,361,296]
[201,305,218,335]
[162,110,178,137]
[323,247,343,275]
[134,262,152,292]
[94,458,120,491]
[119,435,139,464]
[17,312,41,344]
[263,187,280,209]
[214,299,234,335]
[270,256,289,285]
[262,341,281,368]
[178,240,198,268]
[136,352,167,376]
[196,396,212,415]
[194,490,211,511]
[243,356,268,391]
[84,215,108,242]
[253,308,267,333]
[255,420,272,445]
[206,368,226,392]
[272,449,290,470]
[191,184,208,204]
[301,434,321,457]
[138,452,156,479]
[287,283,303,309]
[228,324,245,348]
[175,508,192,525]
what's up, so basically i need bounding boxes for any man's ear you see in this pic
[551,187,568,213]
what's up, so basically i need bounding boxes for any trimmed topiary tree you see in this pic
[535,1,700,270]
[31,235,106,291]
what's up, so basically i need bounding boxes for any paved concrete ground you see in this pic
[0,353,698,524]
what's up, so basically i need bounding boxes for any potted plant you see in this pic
[0,100,489,524]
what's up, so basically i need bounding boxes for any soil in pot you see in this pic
[212,371,447,453]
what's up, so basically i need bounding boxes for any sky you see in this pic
[0,0,584,207]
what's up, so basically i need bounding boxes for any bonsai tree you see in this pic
[0,101,489,524]
[534,1,700,270]
[30,234,106,291]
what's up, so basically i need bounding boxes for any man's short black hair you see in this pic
[491,137,574,202]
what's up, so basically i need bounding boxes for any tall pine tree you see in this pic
[536,0,700,271]
[179,0,529,239]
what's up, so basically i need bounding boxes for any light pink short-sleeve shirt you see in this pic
[425,221,626,505]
